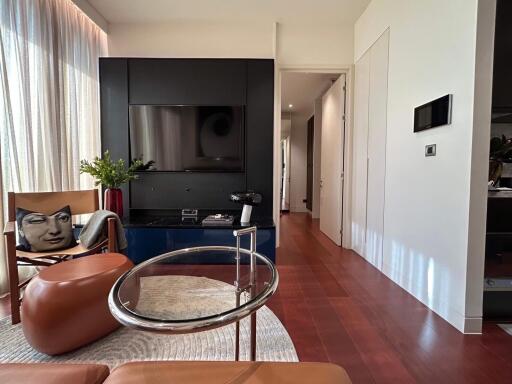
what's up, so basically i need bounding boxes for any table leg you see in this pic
[235,235,241,361]
[250,311,257,361]
[249,230,257,361]
[235,289,241,361]
[232,227,259,361]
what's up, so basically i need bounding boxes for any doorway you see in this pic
[279,70,346,246]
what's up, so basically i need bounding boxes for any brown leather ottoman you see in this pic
[0,363,109,384]
[21,253,133,355]
[104,361,352,384]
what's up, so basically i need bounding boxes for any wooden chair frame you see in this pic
[3,189,117,324]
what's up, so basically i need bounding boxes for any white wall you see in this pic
[289,113,309,212]
[108,21,354,68]
[277,23,354,68]
[354,0,495,333]
[108,21,273,58]
[72,0,109,32]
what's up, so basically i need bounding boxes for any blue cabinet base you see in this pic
[125,227,276,264]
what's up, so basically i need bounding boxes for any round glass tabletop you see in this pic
[108,245,278,334]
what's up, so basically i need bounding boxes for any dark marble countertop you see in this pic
[120,214,275,229]
[74,210,275,229]
[488,190,512,198]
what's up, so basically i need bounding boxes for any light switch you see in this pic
[425,144,436,157]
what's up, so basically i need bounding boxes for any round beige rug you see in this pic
[0,276,297,368]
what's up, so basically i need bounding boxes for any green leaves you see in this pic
[80,151,144,189]
[490,135,512,160]
[489,135,512,186]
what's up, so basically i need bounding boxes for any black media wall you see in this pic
[99,58,274,219]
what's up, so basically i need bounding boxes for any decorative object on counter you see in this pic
[181,209,198,218]
[202,214,234,226]
[80,151,143,217]
[230,192,262,225]
[489,135,512,186]
[181,209,199,224]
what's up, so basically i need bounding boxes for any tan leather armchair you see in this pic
[4,189,117,324]
[0,362,352,384]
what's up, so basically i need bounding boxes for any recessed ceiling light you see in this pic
[289,104,293,108]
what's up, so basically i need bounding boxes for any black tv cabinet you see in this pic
[99,58,275,221]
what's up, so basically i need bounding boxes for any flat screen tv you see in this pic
[129,105,244,172]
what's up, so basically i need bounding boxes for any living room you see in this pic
[1,0,511,383]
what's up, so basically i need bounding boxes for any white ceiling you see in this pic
[281,72,340,115]
[86,0,370,24]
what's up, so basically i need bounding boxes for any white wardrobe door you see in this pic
[365,30,389,269]
[352,50,370,255]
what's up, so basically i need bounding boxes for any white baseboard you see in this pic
[371,257,483,335]
[463,317,482,334]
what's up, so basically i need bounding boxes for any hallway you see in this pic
[268,213,512,383]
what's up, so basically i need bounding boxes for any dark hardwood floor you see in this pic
[266,213,512,384]
[2,212,512,383]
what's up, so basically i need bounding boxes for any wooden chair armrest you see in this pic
[4,221,15,235]
[107,217,117,253]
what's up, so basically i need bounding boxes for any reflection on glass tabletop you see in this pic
[112,247,278,327]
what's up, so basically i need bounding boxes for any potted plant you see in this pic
[489,135,512,187]
[80,151,143,217]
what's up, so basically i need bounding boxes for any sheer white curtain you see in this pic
[0,0,107,295]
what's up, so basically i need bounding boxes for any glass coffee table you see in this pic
[108,227,278,361]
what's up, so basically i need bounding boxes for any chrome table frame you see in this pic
[233,226,257,361]
[108,227,278,362]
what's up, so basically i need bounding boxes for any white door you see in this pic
[320,75,346,245]
[351,30,389,267]
[281,137,291,210]
[365,30,389,268]
[352,50,371,256]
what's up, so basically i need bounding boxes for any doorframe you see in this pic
[280,135,291,211]
[274,65,354,249]
[306,115,314,212]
